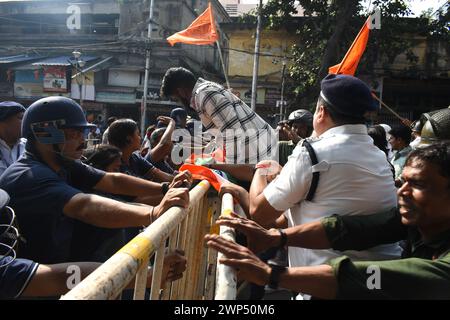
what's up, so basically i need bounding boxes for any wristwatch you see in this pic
[267,260,287,290]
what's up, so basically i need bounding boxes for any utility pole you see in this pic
[250,0,263,111]
[279,58,286,121]
[140,0,154,137]
[72,50,85,109]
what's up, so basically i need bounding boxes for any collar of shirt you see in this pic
[395,145,413,158]
[190,78,209,112]
[318,124,368,139]
[0,138,23,152]
[408,227,450,259]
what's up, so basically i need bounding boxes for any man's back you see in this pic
[191,79,277,164]
[265,125,401,267]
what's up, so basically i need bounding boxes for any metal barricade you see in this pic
[61,180,241,300]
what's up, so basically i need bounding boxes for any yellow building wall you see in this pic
[228,29,298,80]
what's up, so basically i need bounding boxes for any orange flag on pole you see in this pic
[329,18,370,75]
[167,3,219,46]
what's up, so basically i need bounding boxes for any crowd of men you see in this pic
[0,66,449,299]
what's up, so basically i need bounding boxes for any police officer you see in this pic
[249,74,402,298]
[277,109,313,166]
[418,107,450,146]
[0,101,26,176]
[0,97,189,264]
[0,187,186,299]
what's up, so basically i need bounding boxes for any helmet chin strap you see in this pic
[51,142,79,165]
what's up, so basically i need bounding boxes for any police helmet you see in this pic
[411,120,423,133]
[22,97,95,144]
[419,108,450,146]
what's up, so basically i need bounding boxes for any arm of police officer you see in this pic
[250,150,312,228]
[147,168,193,188]
[63,187,189,228]
[94,172,166,197]
[22,250,187,297]
[147,167,174,183]
[249,161,285,228]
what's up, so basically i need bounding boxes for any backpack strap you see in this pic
[302,139,320,202]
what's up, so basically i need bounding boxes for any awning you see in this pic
[0,54,45,65]
[32,55,98,67]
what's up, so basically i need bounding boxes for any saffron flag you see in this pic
[329,18,370,75]
[179,164,228,192]
[167,3,219,46]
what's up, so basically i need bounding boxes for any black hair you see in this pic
[107,116,117,127]
[406,142,450,187]
[317,96,365,126]
[368,125,389,157]
[107,118,138,149]
[83,144,122,171]
[160,67,197,98]
[389,125,412,144]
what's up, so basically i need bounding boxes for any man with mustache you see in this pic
[206,142,450,299]
[0,97,190,264]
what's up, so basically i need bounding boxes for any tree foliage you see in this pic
[242,0,449,107]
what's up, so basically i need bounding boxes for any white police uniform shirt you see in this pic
[0,137,26,177]
[264,124,402,269]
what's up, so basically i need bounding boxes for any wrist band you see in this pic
[255,163,271,169]
[278,229,287,248]
[150,206,155,224]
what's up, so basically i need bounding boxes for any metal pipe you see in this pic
[280,59,286,121]
[250,0,263,111]
[216,41,230,89]
[140,0,155,138]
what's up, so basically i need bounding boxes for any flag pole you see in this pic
[335,17,369,74]
[216,40,230,89]
[211,2,230,89]
[372,93,411,126]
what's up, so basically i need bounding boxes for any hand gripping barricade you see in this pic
[61,180,246,300]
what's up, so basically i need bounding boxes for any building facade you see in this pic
[0,0,231,128]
